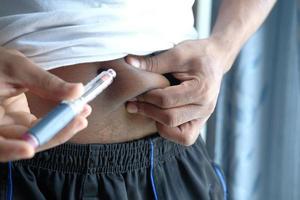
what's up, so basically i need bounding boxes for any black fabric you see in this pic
[0,136,225,200]
[0,162,8,200]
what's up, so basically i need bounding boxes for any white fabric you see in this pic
[0,0,197,70]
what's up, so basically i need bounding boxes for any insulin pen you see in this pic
[22,69,116,148]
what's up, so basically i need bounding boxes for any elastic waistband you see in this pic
[14,136,189,174]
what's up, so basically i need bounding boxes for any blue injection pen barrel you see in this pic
[25,102,77,147]
[22,69,116,148]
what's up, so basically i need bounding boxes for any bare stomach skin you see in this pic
[26,58,170,144]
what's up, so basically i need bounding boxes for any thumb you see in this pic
[125,49,184,74]
[15,60,84,101]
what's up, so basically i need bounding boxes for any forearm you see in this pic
[211,0,277,72]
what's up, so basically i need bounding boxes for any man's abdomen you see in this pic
[26,58,170,144]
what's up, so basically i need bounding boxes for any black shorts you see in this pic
[0,136,227,200]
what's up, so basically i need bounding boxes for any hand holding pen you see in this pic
[0,94,92,162]
[0,48,91,162]
[22,69,116,149]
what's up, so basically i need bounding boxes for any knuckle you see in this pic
[190,79,203,98]
[158,94,173,108]
[181,132,197,146]
[42,74,57,89]
[199,84,211,102]
[172,47,185,63]
[193,78,202,90]
[162,111,178,127]
[145,56,158,72]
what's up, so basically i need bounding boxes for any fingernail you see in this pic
[126,103,138,113]
[130,57,140,68]
[127,97,137,102]
[64,83,84,98]
[65,82,80,90]
[82,105,92,117]
[74,83,84,94]
[75,119,88,132]
[22,133,39,149]
[13,146,34,159]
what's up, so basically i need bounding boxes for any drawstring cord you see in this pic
[6,161,13,200]
[212,163,228,200]
[149,140,158,200]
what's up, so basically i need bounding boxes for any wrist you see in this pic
[206,35,241,74]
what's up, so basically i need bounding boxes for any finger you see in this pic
[3,93,31,113]
[137,79,203,108]
[36,105,91,152]
[5,56,84,100]
[36,116,88,152]
[0,86,27,99]
[157,118,205,146]
[0,106,91,151]
[0,137,34,162]
[0,112,36,127]
[125,47,188,74]
[127,101,210,127]
[81,104,92,118]
[0,125,28,139]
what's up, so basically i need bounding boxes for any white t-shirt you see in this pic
[0,0,197,70]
